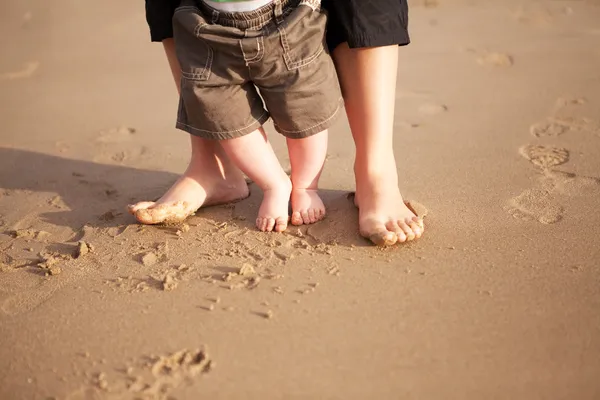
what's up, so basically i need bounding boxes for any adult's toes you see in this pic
[387,221,407,243]
[135,208,164,225]
[128,201,155,214]
[398,220,416,241]
[413,216,425,231]
[369,230,398,246]
[407,218,422,238]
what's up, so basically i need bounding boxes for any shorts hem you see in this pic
[176,112,270,140]
[347,31,410,49]
[150,30,174,42]
[273,98,344,139]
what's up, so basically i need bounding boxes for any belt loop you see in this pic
[273,0,284,25]
[211,9,219,24]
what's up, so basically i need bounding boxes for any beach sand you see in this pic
[1,0,599,399]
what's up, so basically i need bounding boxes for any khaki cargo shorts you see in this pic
[173,0,343,140]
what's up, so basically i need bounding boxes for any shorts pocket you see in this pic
[173,7,213,81]
[278,6,326,71]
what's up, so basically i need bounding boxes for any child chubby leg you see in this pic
[287,130,328,226]
[219,128,292,232]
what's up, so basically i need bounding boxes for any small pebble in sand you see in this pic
[228,282,246,290]
[246,276,261,289]
[263,310,274,319]
[162,274,178,291]
[44,265,62,276]
[223,272,237,282]
[0,262,11,272]
[272,287,284,295]
[12,229,51,240]
[207,304,215,311]
[141,252,158,267]
[76,241,89,258]
[96,372,109,390]
[238,263,256,276]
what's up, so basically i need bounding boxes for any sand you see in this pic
[1,0,600,399]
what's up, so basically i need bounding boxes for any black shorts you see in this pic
[145,0,410,50]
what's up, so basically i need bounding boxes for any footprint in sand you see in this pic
[507,144,570,224]
[0,61,39,80]
[530,118,573,137]
[507,187,564,224]
[542,170,600,196]
[530,117,597,138]
[519,144,570,169]
[93,146,149,164]
[65,348,212,400]
[96,126,136,144]
[513,4,572,28]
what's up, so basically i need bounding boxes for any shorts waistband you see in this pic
[196,0,320,30]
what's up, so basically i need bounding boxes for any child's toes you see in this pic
[265,218,276,232]
[307,209,317,224]
[274,217,288,232]
[256,217,267,232]
[300,210,311,225]
[291,211,303,226]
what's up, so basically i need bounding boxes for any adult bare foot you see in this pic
[354,180,424,246]
[256,179,292,232]
[290,188,326,226]
[128,166,249,225]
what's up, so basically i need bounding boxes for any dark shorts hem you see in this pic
[150,30,174,43]
[347,30,410,49]
[273,98,344,139]
[176,112,270,140]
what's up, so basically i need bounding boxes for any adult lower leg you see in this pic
[128,39,248,224]
[332,43,423,244]
[163,38,244,183]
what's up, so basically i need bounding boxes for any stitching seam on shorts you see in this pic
[177,110,269,135]
[180,32,213,81]
[241,36,264,64]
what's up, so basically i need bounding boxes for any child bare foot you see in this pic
[256,180,292,232]
[286,131,328,226]
[290,188,326,225]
